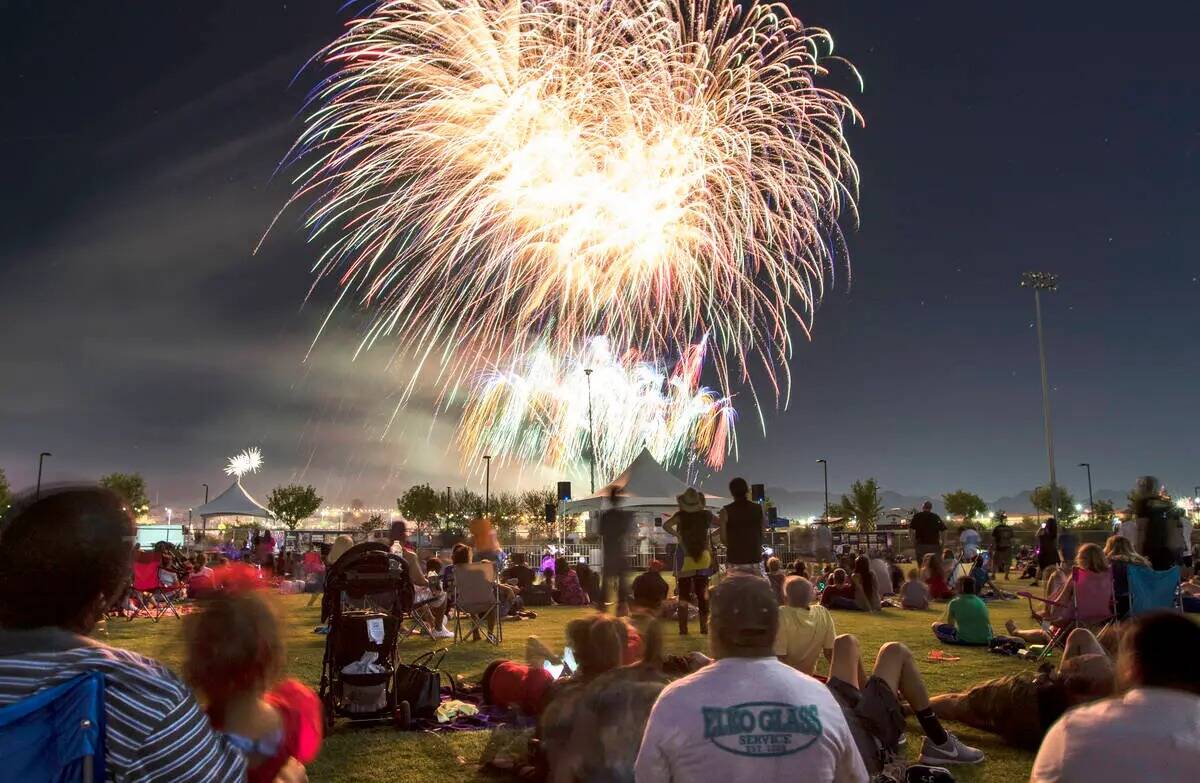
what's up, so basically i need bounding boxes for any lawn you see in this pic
[102,590,1042,782]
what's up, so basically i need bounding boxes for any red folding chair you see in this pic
[128,555,183,621]
[1018,566,1115,661]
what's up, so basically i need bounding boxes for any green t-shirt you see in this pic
[948,594,992,644]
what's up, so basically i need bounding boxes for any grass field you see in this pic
[102,589,1043,782]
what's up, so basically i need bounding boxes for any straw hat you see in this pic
[676,487,705,513]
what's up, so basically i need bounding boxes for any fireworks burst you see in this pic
[225,447,263,479]
[457,336,736,481]
[280,0,861,405]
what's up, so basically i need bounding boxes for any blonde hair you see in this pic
[784,576,813,607]
[1104,534,1148,566]
[766,556,782,573]
[1076,543,1108,573]
[328,534,355,564]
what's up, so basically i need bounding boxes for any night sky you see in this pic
[2,1,1197,510]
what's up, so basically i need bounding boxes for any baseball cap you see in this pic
[709,576,778,651]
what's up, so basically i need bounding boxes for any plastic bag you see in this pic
[342,652,386,675]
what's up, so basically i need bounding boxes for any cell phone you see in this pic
[543,660,566,680]
[562,645,577,673]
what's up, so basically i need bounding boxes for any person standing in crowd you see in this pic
[1033,516,1060,587]
[909,502,945,565]
[991,514,1014,580]
[1133,476,1186,570]
[597,486,633,613]
[0,487,307,782]
[635,577,867,782]
[664,488,714,635]
[718,477,765,575]
[775,577,836,676]
[1031,612,1200,781]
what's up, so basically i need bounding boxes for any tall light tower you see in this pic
[1078,463,1094,521]
[584,368,596,493]
[1021,271,1060,519]
[483,455,492,517]
[35,452,52,500]
[816,459,829,522]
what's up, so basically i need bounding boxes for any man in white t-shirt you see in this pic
[635,577,867,783]
[1031,611,1200,782]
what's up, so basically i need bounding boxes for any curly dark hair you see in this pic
[0,487,135,631]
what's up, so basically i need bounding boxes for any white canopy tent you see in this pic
[193,480,273,528]
[560,448,727,516]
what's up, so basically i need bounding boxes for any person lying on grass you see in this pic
[826,634,985,771]
[929,627,1114,750]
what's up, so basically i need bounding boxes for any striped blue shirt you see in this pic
[0,629,246,782]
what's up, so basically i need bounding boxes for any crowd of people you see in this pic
[1,477,1198,782]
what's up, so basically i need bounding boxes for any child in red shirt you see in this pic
[184,584,322,782]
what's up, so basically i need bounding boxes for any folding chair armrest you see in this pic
[1017,591,1065,607]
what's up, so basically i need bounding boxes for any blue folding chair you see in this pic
[1126,564,1181,616]
[0,672,106,782]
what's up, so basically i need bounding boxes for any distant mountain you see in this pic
[768,485,1129,520]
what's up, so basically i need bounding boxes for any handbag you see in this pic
[394,649,454,718]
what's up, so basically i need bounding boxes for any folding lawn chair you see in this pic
[1018,566,1115,661]
[1126,564,1181,616]
[0,672,106,782]
[453,562,503,645]
[127,556,183,622]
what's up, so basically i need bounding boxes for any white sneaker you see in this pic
[919,733,985,765]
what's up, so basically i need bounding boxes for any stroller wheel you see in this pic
[393,700,412,730]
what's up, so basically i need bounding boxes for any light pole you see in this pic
[483,455,492,517]
[816,459,829,522]
[1021,271,1060,519]
[584,368,596,493]
[202,483,209,504]
[35,452,52,500]
[1078,463,1094,521]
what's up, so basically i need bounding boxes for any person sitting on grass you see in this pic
[630,560,670,616]
[930,627,1115,751]
[766,556,786,604]
[820,568,859,610]
[826,634,986,772]
[932,576,993,645]
[552,557,590,605]
[942,547,961,584]
[1031,612,1200,781]
[0,486,306,782]
[901,568,930,609]
[184,586,322,783]
[775,576,836,676]
[922,552,954,600]
[790,559,809,578]
[500,551,537,591]
[1005,543,1110,646]
[851,554,881,612]
[635,577,868,782]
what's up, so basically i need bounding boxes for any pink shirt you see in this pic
[1032,687,1200,783]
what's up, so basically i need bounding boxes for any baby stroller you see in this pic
[318,542,415,731]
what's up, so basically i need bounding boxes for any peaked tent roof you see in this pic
[194,480,273,519]
[561,448,727,514]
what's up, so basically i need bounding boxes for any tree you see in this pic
[1030,484,1078,523]
[490,491,521,541]
[0,467,10,514]
[267,484,323,531]
[521,488,560,540]
[399,483,440,542]
[830,478,884,532]
[100,473,150,518]
[361,513,385,534]
[1077,499,1116,530]
[942,490,988,521]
